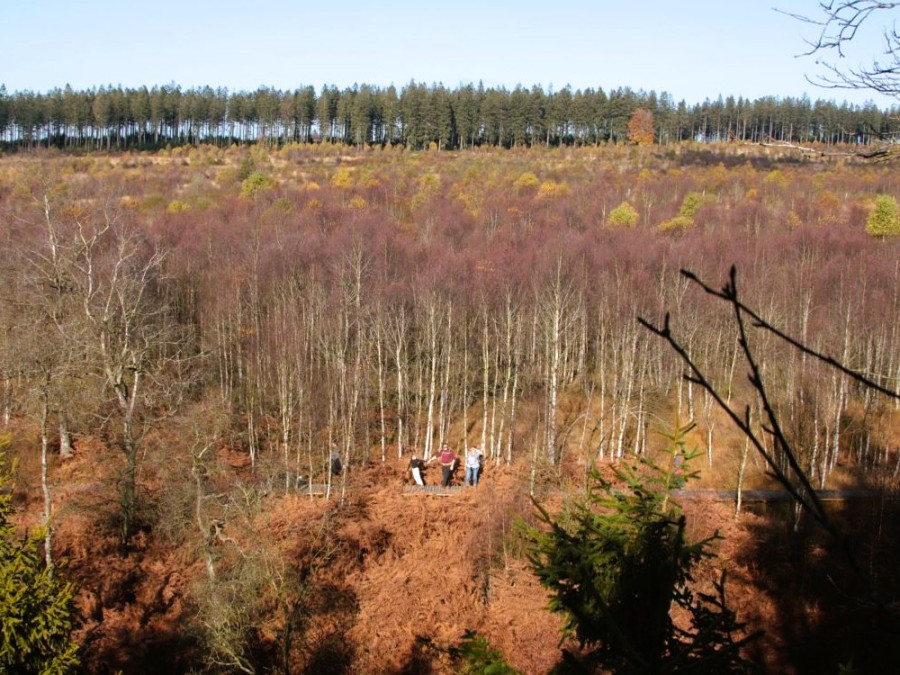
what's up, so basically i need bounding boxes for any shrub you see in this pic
[139,194,167,212]
[187,194,213,211]
[537,180,571,199]
[659,215,694,232]
[451,631,518,674]
[679,191,714,219]
[269,197,293,214]
[166,200,189,213]
[764,169,787,187]
[513,171,540,193]
[607,201,639,228]
[331,168,354,189]
[237,154,255,181]
[412,172,441,208]
[865,195,900,237]
[240,171,275,198]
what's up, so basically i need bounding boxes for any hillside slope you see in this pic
[10,425,900,673]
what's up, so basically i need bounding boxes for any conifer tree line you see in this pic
[0,81,896,150]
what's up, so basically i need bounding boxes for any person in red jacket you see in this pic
[438,443,456,487]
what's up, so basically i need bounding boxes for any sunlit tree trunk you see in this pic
[375,316,388,462]
[390,308,409,458]
[271,286,299,493]
[542,265,569,464]
[58,410,73,458]
[423,300,439,458]
[39,376,54,575]
[595,304,609,461]
[735,437,751,521]
[438,304,453,447]
[496,294,517,465]
[481,306,490,456]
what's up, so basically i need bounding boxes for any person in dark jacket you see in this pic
[409,454,426,485]
[330,446,342,477]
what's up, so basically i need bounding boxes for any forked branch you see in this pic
[639,265,900,605]
[680,267,899,401]
[777,1,900,97]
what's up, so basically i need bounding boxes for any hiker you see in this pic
[330,446,342,477]
[673,450,685,488]
[438,443,456,487]
[409,454,426,486]
[465,446,483,486]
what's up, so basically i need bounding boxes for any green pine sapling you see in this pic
[524,420,760,673]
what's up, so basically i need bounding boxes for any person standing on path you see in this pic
[409,454,426,486]
[330,445,342,477]
[673,449,685,488]
[438,443,456,487]
[465,446,482,486]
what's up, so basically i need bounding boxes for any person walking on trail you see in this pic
[409,454,426,486]
[438,443,456,487]
[465,446,482,487]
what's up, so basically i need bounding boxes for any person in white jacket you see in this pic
[465,446,483,487]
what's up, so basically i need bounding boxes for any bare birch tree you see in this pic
[65,199,188,543]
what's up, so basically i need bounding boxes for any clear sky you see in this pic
[2,0,896,109]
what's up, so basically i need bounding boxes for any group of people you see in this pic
[408,443,483,487]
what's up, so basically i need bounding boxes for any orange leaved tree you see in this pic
[627,108,655,145]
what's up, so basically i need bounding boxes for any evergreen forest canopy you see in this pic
[0,81,897,151]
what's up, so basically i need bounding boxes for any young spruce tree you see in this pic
[525,422,759,674]
[0,444,79,674]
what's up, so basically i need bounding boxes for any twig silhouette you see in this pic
[680,267,900,401]
[639,265,899,610]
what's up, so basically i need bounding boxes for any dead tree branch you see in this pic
[778,2,900,97]
[639,265,900,611]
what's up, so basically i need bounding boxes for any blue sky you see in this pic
[2,0,896,108]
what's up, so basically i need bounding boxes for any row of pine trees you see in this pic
[1,81,896,151]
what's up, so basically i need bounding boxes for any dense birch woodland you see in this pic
[0,82,897,150]
[2,143,899,530]
[2,130,900,672]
